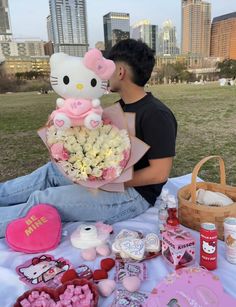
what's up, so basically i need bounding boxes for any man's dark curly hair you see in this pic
[108,39,155,87]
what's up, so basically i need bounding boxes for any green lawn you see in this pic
[0,83,236,185]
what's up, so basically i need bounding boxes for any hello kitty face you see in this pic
[126,264,140,274]
[202,241,216,254]
[50,49,115,100]
[19,259,57,280]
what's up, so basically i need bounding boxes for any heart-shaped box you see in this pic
[14,279,98,307]
[6,204,62,253]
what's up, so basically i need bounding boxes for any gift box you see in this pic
[162,226,195,269]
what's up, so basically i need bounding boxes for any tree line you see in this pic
[0,59,235,93]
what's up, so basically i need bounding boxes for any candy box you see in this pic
[162,226,195,269]
[14,279,98,307]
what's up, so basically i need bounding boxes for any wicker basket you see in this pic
[178,156,236,240]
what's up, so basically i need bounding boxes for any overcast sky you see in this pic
[9,0,236,47]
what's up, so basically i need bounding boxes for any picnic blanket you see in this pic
[0,174,235,306]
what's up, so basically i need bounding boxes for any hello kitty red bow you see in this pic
[83,48,115,80]
[32,256,52,265]
[208,241,216,247]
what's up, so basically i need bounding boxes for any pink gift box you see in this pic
[162,226,195,269]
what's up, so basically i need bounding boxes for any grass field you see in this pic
[0,83,236,185]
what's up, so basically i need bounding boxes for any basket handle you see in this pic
[191,155,226,203]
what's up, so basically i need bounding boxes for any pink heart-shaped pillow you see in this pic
[6,204,61,253]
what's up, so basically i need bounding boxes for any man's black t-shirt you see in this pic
[119,92,177,205]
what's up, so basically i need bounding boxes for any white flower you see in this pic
[47,123,131,181]
[92,167,103,177]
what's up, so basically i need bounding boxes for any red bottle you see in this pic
[166,196,180,229]
[200,223,217,270]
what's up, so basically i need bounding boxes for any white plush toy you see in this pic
[49,49,115,130]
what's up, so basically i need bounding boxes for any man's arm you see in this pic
[125,157,173,187]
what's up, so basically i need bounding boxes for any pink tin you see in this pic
[162,226,195,269]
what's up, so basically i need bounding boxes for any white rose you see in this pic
[92,167,102,177]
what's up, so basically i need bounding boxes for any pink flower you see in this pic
[102,117,112,125]
[50,143,69,161]
[102,167,117,180]
[119,149,130,168]
[88,175,98,181]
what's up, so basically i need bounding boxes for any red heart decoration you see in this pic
[93,269,108,281]
[100,258,115,272]
[177,255,181,259]
[61,269,78,284]
[6,204,61,253]
[14,279,98,306]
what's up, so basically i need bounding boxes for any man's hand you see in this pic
[125,157,173,187]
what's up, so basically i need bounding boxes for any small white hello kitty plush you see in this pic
[49,49,115,130]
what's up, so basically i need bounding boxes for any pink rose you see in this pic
[102,117,112,125]
[102,167,117,180]
[88,175,98,181]
[119,149,130,168]
[50,143,69,161]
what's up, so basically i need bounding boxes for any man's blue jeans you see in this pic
[0,162,150,238]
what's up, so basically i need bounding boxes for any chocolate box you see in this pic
[162,226,195,269]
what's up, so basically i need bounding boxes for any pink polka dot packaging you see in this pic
[162,226,195,269]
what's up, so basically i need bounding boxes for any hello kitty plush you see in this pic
[49,48,115,130]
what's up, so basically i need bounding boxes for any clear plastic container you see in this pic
[157,189,169,235]
[166,195,180,229]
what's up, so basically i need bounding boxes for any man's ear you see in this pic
[118,65,126,80]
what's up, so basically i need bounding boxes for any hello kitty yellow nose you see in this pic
[76,83,84,90]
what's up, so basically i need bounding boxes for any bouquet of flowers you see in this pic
[47,122,131,182]
[38,49,149,191]
[38,104,149,192]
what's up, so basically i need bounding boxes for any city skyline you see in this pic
[9,0,236,48]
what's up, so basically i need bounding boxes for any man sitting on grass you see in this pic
[0,39,177,237]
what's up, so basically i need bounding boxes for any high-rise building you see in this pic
[49,0,88,56]
[47,15,53,42]
[0,0,12,41]
[158,20,179,56]
[131,20,158,54]
[210,12,236,60]
[0,40,45,57]
[103,12,130,51]
[181,0,211,56]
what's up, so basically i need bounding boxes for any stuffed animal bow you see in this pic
[49,49,115,130]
